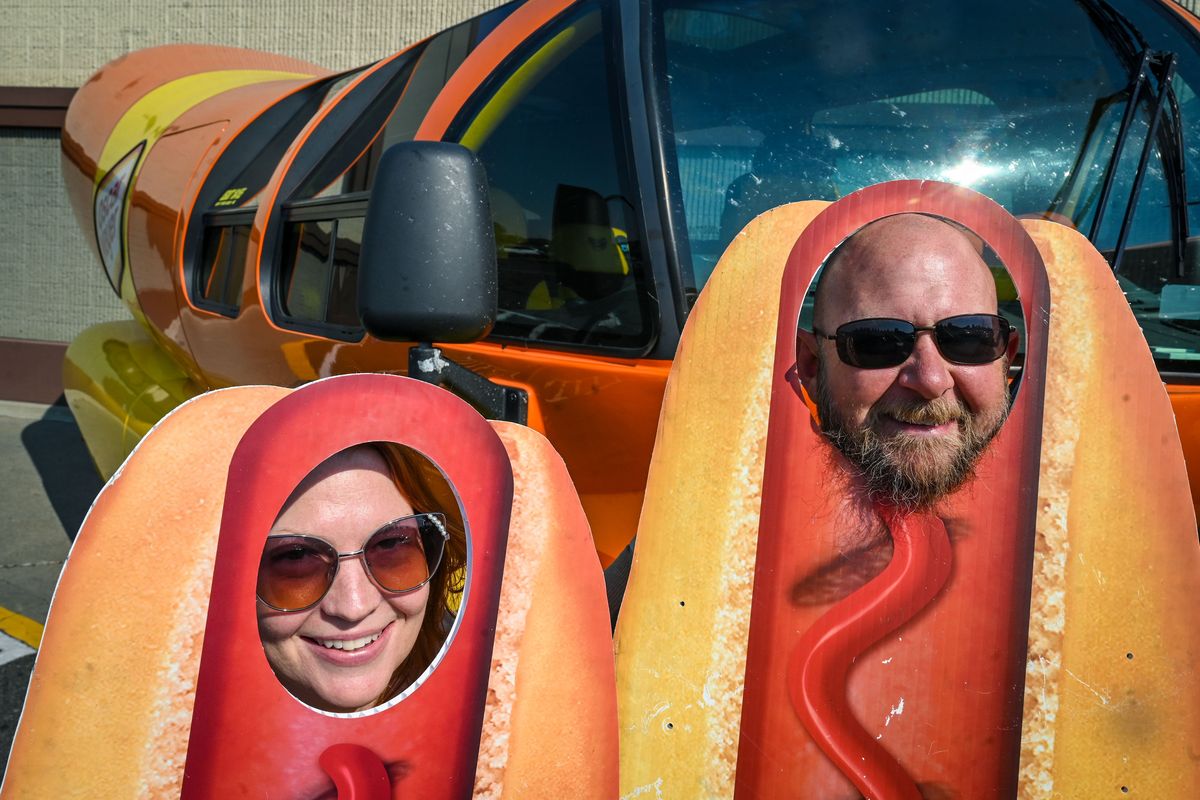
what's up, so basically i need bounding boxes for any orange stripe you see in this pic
[415,0,579,141]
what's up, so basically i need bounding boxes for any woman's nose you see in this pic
[320,557,380,621]
[897,331,953,399]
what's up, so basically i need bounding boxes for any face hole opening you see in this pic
[255,441,467,716]
[794,212,1026,512]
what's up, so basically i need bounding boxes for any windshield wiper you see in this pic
[1075,0,1183,275]
[1087,48,1178,274]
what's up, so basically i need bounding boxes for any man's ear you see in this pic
[796,329,821,396]
[1004,328,1019,365]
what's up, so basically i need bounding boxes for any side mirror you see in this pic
[358,142,497,343]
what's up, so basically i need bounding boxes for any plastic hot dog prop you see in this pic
[614,181,1200,797]
[1016,219,1200,797]
[3,374,617,798]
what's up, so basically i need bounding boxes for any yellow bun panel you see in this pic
[1021,221,1200,797]
[613,202,830,797]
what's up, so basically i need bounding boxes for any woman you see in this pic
[255,442,467,712]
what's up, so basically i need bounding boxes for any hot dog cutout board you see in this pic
[4,373,616,798]
[614,181,1200,798]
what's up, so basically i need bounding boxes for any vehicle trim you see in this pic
[415,0,579,140]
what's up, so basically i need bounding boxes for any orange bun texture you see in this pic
[475,422,618,798]
[3,385,288,798]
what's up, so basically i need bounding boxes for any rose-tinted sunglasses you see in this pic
[811,313,1012,369]
[257,512,449,612]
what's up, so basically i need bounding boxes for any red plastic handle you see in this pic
[319,743,392,800]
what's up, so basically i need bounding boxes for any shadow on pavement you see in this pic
[20,402,105,542]
[3,401,104,780]
[0,653,34,781]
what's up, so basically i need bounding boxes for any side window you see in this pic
[196,223,252,311]
[271,55,421,338]
[185,70,363,316]
[270,7,509,339]
[279,216,364,327]
[450,2,655,351]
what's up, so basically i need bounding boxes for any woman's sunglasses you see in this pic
[257,512,449,612]
[811,314,1012,369]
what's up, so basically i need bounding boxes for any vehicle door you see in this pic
[179,0,674,561]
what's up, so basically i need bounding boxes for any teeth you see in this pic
[318,631,382,651]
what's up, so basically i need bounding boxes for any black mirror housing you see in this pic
[358,142,497,343]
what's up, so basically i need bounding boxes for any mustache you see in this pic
[869,394,969,429]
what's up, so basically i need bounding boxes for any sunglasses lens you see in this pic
[257,536,338,611]
[363,514,445,593]
[935,315,1009,364]
[839,320,915,369]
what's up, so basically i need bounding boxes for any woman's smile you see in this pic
[307,625,388,653]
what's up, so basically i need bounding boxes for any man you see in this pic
[795,213,1019,510]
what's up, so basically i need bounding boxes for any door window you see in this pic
[269,7,511,339]
[449,1,656,351]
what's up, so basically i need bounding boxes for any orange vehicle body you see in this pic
[59,0,1200,562]
[60,0,667,563]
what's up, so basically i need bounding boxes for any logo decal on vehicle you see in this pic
[93,140,145,296]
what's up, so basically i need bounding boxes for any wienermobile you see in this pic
[5,0,1200,796]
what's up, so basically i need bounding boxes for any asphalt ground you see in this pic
[0,400,104,780]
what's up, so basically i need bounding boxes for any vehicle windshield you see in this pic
[655,0,1200,371]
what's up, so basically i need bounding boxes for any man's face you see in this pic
[802,215,1017,508]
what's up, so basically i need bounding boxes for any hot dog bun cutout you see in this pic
[2,385,288,798]
[4,375,617,798]
[736,184,1049,798]
[475,422,618,799]
[613,201,831,796]
[618,181,1193,797]
[1019,220,1200,797]
[180,374,515,798]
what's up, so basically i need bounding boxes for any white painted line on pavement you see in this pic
[0,630,35,666]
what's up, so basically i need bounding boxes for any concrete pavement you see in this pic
[0,400,104,778]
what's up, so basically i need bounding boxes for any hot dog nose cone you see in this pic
[319,743,391,800]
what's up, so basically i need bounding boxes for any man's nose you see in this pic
[896,331,953,399]
[320,557,379,622]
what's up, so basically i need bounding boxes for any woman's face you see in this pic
[257,447,430,712]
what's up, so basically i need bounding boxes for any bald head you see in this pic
[813,214,997,332]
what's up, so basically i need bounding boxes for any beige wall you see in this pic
[0,129,121,341]
[0,0,507,86]
[0,0,505,343]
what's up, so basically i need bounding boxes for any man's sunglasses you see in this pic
[257,512,449,612]
[811,314,1012,369]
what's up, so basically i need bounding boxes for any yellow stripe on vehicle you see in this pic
[0,606,44,649]
[94,68,313,185]
[458,14,599,151]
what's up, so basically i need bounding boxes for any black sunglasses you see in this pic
[811,314,1012,369]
